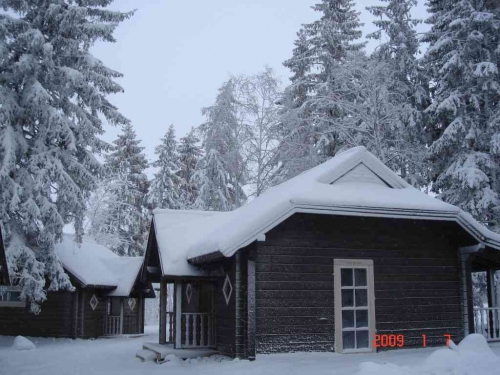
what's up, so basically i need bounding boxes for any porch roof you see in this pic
[56,235,144,296]
[152,146,500,276]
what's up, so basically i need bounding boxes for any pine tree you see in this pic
[423,1,500,230]
[366,0,430,186]
[102,124,149,256]
[193,80,246,211]
[0,1,132,312]
[148,125,182,210]
[275,0,365,183]
[177,128,203,208]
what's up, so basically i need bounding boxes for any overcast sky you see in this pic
[92,0,430,169]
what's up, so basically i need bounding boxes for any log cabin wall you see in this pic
[213,248,249,358]
[123,296,142,334]
[214,256,237,356]
[0,290,75,337]
[255,213,465,354]
[82,289,107,338]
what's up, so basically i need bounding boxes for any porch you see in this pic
[157,280,217,349]
[463,245,500,342]
[102,297,143,336]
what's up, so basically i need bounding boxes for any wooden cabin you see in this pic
[141,146,500,360]
[0,233,154,338]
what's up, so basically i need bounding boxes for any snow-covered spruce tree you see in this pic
[193,80,246,211]
[102,124,149,256]
[423,1,500,230]
[366,0,430,187]
[0,1,132,312]
[307,52,411,171]
[177,127,203,208]
[274,0,365,184]
[148,125,182,210]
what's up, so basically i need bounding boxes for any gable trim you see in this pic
[331,162,391,188]
[316,151,408,189]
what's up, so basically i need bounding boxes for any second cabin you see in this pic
[142,146,500,360]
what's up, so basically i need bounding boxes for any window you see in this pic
[334,259,375,353]
[0,286,25,308]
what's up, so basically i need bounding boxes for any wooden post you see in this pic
[73,287,79,339]
[81,290,85,338]
[465,259,475,334]
[247,243,256,360]
[175,281,182,348]
[487,269,495,339]
[235,251,244,358]
[159,278,167,344]
[120,299,124,335]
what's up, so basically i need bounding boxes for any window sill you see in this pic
[0,301,25,308]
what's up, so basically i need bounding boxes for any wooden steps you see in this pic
[135,349,158,362]
[136,342,218,363]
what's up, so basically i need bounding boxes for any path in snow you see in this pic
[0,327,499,375]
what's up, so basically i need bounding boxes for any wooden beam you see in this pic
[73,287,79,339]
[487,269,495,338]
[465,259,475,334]
[175,281,182,348]
[235,251,243,358]
[247,243,256,360]
[120,298,124,335]
[159,278,167,344]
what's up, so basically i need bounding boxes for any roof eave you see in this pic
[188,250,225,265]
[195,204,500,260]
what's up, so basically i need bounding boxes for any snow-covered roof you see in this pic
[152,146,500,276]
[55,235,143,296]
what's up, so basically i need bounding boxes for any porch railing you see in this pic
[166,312,174,343]
[103,315,122,336]
[182,313,215,348]
[474,307,500,341]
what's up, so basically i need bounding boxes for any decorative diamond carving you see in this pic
[128,298,136,311]
[223,274,233,305]
[186,283,193,304]
[89,294,98,311]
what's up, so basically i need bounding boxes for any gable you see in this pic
[332,163,390,187]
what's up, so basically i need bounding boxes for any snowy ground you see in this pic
[1,326,499,375]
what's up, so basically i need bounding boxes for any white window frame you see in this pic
[334,259,376,353]
[0,286,26,308]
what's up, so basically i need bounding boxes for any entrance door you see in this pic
[334,259,375,353]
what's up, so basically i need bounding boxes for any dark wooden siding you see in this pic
[123,297,142,334]
[0,290,75,337]
[82,290,107,338]
[213,248,249,358]
[255,213,464,353]
[214,256,237,356]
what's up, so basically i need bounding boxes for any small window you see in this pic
[0,287,26,308]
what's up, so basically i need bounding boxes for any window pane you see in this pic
[356,330,369,349]
[343,331,355,350]
[355,289,367,307]
[9,292,21,302]
[355,268,367,286]
[356,310,368,328]
[342,310,354,328]
[341,289,354,307]
[341,269,353,286]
